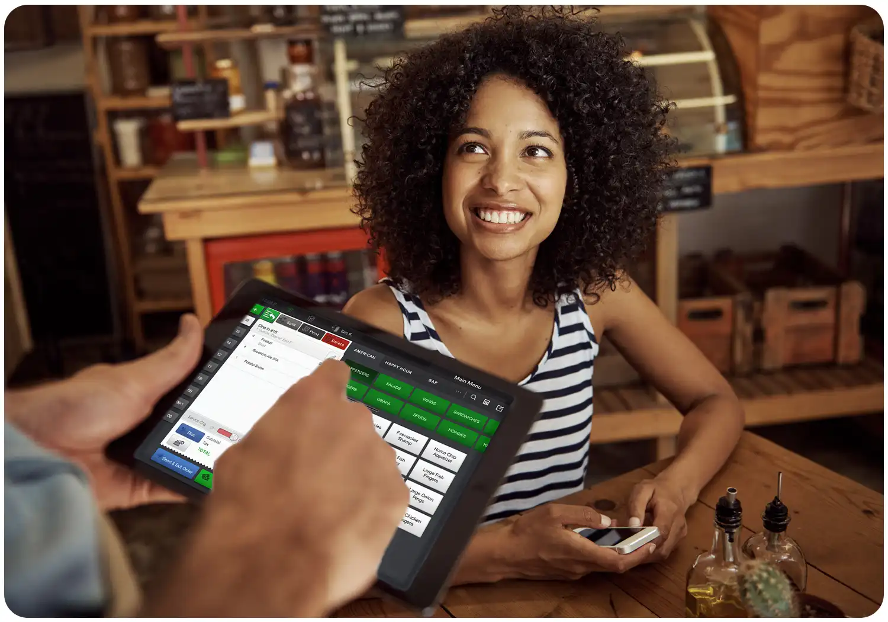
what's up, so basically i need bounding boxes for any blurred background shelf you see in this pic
[176,110,280,132]
[100,95,171,111]
[591,355,884,444]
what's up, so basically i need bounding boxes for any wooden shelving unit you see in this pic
[99,95,172,111]
[176,109,279,132]
[592,356,884,444]
[79,6,222,351]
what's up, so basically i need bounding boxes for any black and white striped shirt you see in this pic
[384,281,598,524]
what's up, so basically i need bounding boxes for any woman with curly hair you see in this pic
[343,7,744,583]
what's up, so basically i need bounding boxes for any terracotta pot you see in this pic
[799,594,845,618]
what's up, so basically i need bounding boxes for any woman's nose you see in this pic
[481,156,522,195]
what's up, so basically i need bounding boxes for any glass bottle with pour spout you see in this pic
[686,487,747,617]
[741,472,807,592]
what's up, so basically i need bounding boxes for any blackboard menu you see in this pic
[320,5,405,38]
[171,79,230,122]
[660,165,713,212]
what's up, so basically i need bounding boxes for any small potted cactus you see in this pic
[738,559,845,618]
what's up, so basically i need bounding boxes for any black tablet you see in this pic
[107,278,543,615]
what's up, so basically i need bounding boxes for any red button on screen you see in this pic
[322,333,350,350]
[217,428,232,438]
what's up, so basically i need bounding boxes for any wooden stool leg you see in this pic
[656,435,678,460]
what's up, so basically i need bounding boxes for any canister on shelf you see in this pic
[108,37,150,96]
[210,59,246,114]
[112,117,147,168]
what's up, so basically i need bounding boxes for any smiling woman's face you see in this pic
[442,74,567,263]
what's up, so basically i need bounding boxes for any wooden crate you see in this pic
[712,245,866,371]
[677,254,755,375]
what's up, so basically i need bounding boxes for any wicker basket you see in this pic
[847,18,884,113]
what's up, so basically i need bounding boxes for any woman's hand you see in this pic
[626,476,694,561]
[454,503,657,584]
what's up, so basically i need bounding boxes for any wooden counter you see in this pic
[335,432,884,618]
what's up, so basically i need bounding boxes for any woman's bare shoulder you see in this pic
[342,284,404,336]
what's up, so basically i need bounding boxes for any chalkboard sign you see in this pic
[171,79,230,122]
[320,6,405,38]
[660,165,713,212]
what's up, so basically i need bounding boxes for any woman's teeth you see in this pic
[476,209,527,224]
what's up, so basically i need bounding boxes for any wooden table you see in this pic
[335,432,883,618]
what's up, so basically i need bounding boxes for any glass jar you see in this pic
[107,37,150,96]
[210,59,246,113]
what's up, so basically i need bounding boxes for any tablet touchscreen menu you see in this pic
[133,296,511,589]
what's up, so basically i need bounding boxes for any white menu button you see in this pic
[372,415,392,438]
[421,439,467,473]
[409,459,455,494]
[384,423,429,455]
[393,447,417,477]
[399,507,431,538]
[406,480,444,516]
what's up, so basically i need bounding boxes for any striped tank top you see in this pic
[384,280,599,524]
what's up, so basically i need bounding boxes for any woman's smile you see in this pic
[470,202,533,232]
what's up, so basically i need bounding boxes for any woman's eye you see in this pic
[524,145,552,158]
[458,142,487,155]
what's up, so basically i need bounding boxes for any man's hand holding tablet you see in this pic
[147,360,409,617]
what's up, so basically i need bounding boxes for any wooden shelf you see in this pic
[176,110,279,132]
[156,23,320,48]
[135,297,193,314]
[88,20,192,37]
[100,95,171,111]
[591,356,884,444]
[680,143,884,195]
[114,166,159,181]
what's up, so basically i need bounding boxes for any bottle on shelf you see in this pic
[686,487,747,618]
[741,472,807,592]
[210,59,246,115]
[280,38,326,171]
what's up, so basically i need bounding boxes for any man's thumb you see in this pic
[122,313,204,403]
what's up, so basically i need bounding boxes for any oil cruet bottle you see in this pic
[741,472,807,592]
[686,487,747,617]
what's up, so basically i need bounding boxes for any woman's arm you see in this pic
[593,276,744,522]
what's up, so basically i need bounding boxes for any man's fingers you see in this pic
[627,482,654,527]
[310,359,352,395]
[548,503,612,528]
[120,313,203,404]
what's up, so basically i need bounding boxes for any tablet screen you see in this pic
[133,296,511,590]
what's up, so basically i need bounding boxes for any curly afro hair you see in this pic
[353,6,675,306]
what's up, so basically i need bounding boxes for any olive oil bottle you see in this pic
[686,487,747,618]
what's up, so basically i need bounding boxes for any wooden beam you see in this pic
[185,240,213,326]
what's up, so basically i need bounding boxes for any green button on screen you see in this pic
[409,388,449,415]
[447,404,487,431]
[437,420,479,448]
[195,469,214,489]
[249,304,265,315]
[475,436,491,452]
[373,373,413,399]
[364,389,404,416]
[400,404,441,431]
[345,360,378,383]
[484,418,500,435]
[347,380,369,400]
[260,308,280,322]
